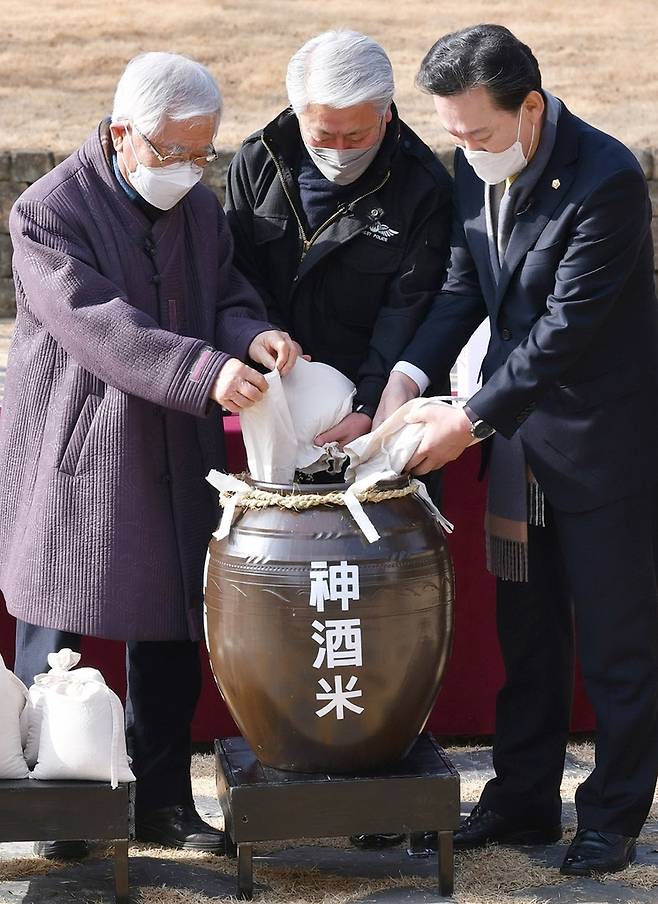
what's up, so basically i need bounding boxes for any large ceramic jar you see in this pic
[205,477,454,773]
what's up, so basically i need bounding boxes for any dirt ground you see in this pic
[0,0,656,154]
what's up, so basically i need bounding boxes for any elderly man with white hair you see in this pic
[2,51,299,859]
[226,29,453,454]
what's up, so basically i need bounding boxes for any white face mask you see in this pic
[302,119,385,186]
[463,106,535,185]
[124,133,203,210]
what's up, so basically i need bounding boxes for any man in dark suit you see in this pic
[374,24,658,876]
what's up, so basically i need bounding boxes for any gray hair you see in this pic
[286,30,394,116]
[111,52,223,137]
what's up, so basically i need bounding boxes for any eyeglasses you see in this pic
[131,123,218,167]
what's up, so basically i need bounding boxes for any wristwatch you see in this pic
[463,405,496,441]
[353,401,376,419]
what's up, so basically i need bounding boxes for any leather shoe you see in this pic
[453,804,562,848]
[34,840,89,860]
[350,833,405,849]
[135,804,225,853]
[560,829,636,876]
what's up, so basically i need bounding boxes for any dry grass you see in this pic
[1,0,657,154]
[189,753,217,801]
[3,744,658,904]
[139,891,218,904]
[613,863,658,890]
[567,739,595,766]
[0,855,67,880]
[129,842,658,904]
[456,846,569,899]
[133,852,568,904]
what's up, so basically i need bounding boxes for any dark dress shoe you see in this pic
[406,831,441,854]
[453,804,562,848]
[350,833,405,849]
[560,829,636,876]
[34,840,89,860]
[135,804,225,853]
[406,832,439,858]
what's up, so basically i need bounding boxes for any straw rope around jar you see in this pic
[216,474,417,513]
[207,470,453,544]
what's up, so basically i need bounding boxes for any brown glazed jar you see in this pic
[204,477,454,773]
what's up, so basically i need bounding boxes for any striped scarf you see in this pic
[485,432,545,581]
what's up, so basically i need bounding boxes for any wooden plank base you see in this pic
[215,733,460,900]
[0,779,133,904]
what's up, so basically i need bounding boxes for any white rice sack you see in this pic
[24,649,105,769]
[29,649,135,788]
[0,653,29,779]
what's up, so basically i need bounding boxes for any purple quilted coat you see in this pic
[0,120,271,641]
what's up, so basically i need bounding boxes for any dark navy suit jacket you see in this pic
[403,104,658,512]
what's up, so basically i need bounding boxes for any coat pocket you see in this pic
[522,243,564,268]
[253,214,288,245]
[59,394,103,477]
[343,234,405,274]
[555,367,642,412]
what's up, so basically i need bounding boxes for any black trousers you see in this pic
[14,621,202,819]
[479,486,658,837]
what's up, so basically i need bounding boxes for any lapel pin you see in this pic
[552,178,561,190]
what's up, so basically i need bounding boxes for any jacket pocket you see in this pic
[253,214,288,245]
[555,367,642,412]
[59,394,103,477]
[523,243,564,268]
[344,234,405,274]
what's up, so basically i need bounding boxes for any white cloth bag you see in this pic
[28,649,135,788]
[238,368,297,483]
[24,648,105,768]
[342,397,456,543]
[239,358,355,483]
[345,398,424,487]
[344,397,458,486]
[0,653,29,779]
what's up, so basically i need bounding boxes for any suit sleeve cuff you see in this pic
[392,361,431,395]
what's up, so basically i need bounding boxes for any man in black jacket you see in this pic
[225,29,452,450]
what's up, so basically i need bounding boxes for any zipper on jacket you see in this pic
[302,167,391,253]
[261,136,310,256]
[261,135,391,261]
[303,170,391,257]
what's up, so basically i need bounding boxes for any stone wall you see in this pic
[1,146,657,316]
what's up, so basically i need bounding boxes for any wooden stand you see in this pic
[215,732,459,900]
[0,779,133,903]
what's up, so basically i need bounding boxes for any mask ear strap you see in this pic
[124,128,141,171]
[528,122,536,158]
[516,106,524,141]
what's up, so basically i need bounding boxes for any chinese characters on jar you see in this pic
[309,561,364,720]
